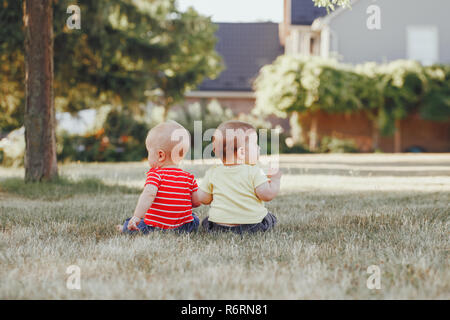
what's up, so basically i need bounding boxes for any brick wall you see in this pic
[180,96,449,152]
[298,111,450,153]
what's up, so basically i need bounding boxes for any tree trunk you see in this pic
[23,0,58,181]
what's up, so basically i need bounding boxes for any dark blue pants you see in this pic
[201,212,277,234]
[122,213,200,234]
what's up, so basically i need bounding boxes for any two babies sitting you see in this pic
[117,120,281,235]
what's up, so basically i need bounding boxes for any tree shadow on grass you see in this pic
[0,177,140,201]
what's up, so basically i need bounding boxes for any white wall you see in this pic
[328,0,450,64]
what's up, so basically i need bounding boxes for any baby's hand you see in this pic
[127,216,141,231]
[267,168,282,180]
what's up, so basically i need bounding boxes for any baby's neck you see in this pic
[161,163,179,168]
[155,160,180,168]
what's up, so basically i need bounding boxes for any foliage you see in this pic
[374,60,429,135]
[255,56,450,137]
[421,65,450,122]
[55,99,308,162]
[0,0,25,132]
[55,99,355,163]
[0,127,25,167]
[57,100,238,162]
[167,99,234,135]
[167,100,236,159]
[319,136,358,153]
[58,108,149,162]
[0,0,222,132]
[313,0,351,11]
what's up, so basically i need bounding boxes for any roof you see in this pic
[197,22,283,92]
[291,0,328,25]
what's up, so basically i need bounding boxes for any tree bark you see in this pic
[23,0,58,181]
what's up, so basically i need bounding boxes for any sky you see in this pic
[177,0,283,23]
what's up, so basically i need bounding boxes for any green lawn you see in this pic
[0,154,449,299]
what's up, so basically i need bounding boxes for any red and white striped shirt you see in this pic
[144,167,198,229]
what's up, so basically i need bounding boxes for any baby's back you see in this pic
[200,164,269,224]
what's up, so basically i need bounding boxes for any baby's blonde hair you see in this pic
[146,121,190,160]
[213,120,256,160]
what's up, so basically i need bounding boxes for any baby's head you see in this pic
[145,121,190,168]
[213,120,259,165]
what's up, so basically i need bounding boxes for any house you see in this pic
[183,22,285,128]
[285,0,450,152]
[283,0,450,65]
[281,0,327,56]
[184,0,450,152]
[313,0,450,65]
[182,5,327,131]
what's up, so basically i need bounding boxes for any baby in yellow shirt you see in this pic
[196,120,281,234]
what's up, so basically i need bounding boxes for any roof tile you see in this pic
[291,0,328,25]
[198,22,283,92]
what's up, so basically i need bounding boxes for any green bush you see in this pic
[0,127,25,167]
[58,101,240,162]
[255,56,450,138]
[166,100,233,159]
[319,136,358,153]
[58,108,149,162]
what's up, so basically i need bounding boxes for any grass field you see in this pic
[0,154,449,299]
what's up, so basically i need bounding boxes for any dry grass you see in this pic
[0,154,449,299]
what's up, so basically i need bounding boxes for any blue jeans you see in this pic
[201,212,277,234]
[122,213,200,234]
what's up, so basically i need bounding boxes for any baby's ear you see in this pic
[158,150,166,162]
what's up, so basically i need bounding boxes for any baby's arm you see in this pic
[195,169,213,205]
[197,189,213,205]
[255,169,282,202]
[191,191,202,208]
[128,184,158,230]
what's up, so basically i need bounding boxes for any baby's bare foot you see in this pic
[115,225,124,233]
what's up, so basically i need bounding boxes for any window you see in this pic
[407,26,439,66]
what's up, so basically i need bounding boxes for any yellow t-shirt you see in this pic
[199,164,269,224]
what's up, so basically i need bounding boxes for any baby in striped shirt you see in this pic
[116,121,201,234]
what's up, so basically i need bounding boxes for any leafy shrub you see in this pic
[0,127,25,167]
[319,136,358,153]
[58,101,239,162]
[167,100,235,159]
[280,138,311,154]
[255,56,450,138]
[58,108,149,162]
